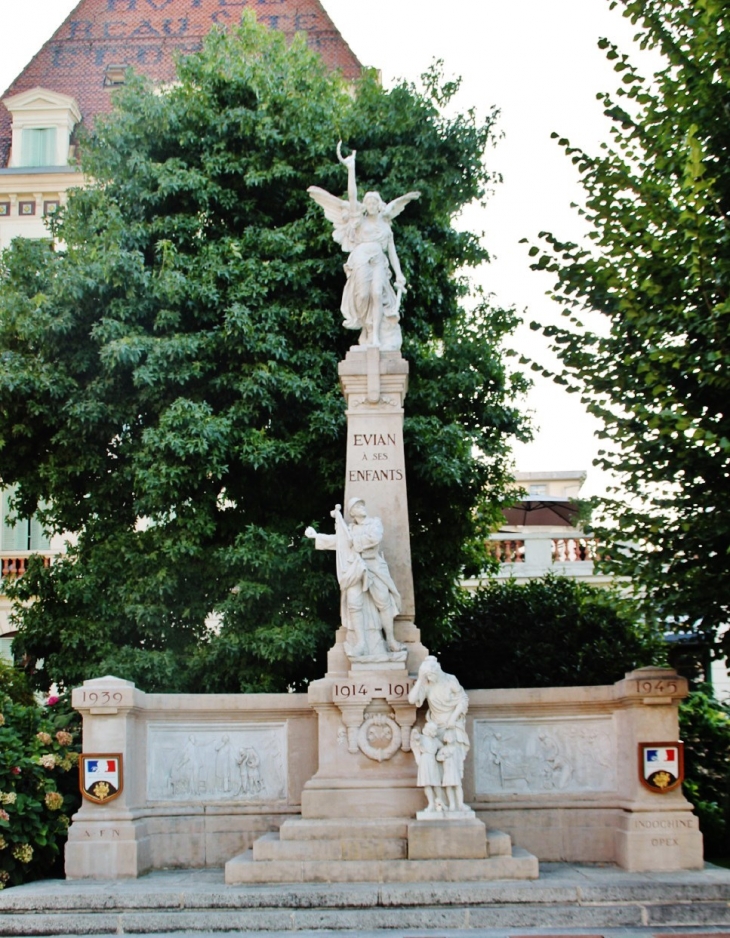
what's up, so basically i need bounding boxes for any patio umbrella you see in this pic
[502,496,580,527]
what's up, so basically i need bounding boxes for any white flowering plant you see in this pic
[0,664,81,889]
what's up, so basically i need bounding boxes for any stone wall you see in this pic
[66,678,317,877]
[66,667,702,878]
[465,668,701,869]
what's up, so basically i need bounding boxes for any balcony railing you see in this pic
[486,534,600,565]
[459,530,613,589]
[1,553,53,580]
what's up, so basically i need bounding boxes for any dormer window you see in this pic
[3,88,81,169]
[21,127,57,167]
[104,65,129,87]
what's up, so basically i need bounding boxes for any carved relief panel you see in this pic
[146,722,287,803]
[473,716,617,796]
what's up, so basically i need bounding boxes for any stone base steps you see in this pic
[226,844,538,884]
[228,815,527,884]
[1,867,730,935]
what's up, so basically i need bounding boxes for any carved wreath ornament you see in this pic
[357,714,402,762]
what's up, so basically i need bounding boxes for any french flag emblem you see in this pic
[640,743,682,792]
[646,748,676,763]
[87,759,117,774]
[81,754,122,803]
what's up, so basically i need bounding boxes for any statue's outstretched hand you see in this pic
[304,526,317,539]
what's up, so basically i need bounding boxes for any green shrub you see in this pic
[0,685,81,888]
[436,575,662,689]
[680,689,730,858]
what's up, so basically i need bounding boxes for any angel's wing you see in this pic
[410,727,422,765]
[307,186,350,225]
[383,191,420,222]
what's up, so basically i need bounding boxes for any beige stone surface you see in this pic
[65,818,151,880]
[253,832,407,862]
[67,666,702,878]
[486,828,512,856]
[224,846,539,884]
[408,818,487,860]
[145,814,207,869]
[615,810,704,871]
[279,817,408,841]
[66,676,316,879]
[475,807,618,863]
[302,668,425,822]
[301,784,425,819]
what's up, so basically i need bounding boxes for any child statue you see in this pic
[411,721,445,814]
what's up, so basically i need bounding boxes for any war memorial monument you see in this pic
[63,147,703,884]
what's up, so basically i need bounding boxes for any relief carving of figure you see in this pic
[308,143,419,350]
[237,747,264,796]
[305,498,405,661]
[214,734,232,793]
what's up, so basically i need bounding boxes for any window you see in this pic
[20,127,58,167]
[529,484,547,496]
[3,88,80,170]
[1,488,50,552]
[0,637,13,663]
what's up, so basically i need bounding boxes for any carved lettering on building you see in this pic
[633,817,696,830]
[348,469,404,482]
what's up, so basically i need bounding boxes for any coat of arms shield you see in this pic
[638,742,684,793]
[80,754,123,804]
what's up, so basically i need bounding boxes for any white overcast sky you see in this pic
[0,0,660,498]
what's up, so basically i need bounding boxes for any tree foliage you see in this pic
[0,16,528,693]
[528,0,730,664]
[679,689,730,857]
[435,575,661,689]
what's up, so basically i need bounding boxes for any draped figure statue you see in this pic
[409,656,472,816]
[307,143,420,351]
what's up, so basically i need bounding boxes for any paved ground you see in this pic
[1,862,728,936]
[23,927,730,938]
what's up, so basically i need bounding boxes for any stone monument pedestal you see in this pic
[408,817,488,859]
[225,664,538,884]
[225,344,539,883]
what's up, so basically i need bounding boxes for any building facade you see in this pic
[0,0,361,249]
[0,0,362,655]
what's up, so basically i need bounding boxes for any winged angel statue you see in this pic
[308,144,420,350]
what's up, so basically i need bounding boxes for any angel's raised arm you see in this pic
[383,191,421,222]
[337,142,358,211]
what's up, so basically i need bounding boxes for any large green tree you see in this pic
[0,16,528,693]
[530,0,730,666]
[435,575,661,690]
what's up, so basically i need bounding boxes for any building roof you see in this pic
[0,0,362,167]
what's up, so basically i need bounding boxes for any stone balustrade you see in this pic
[468,529,612,588]
[0,553,52,579]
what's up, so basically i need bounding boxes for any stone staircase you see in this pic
[0,864,729,934]
[225,816,538,884]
